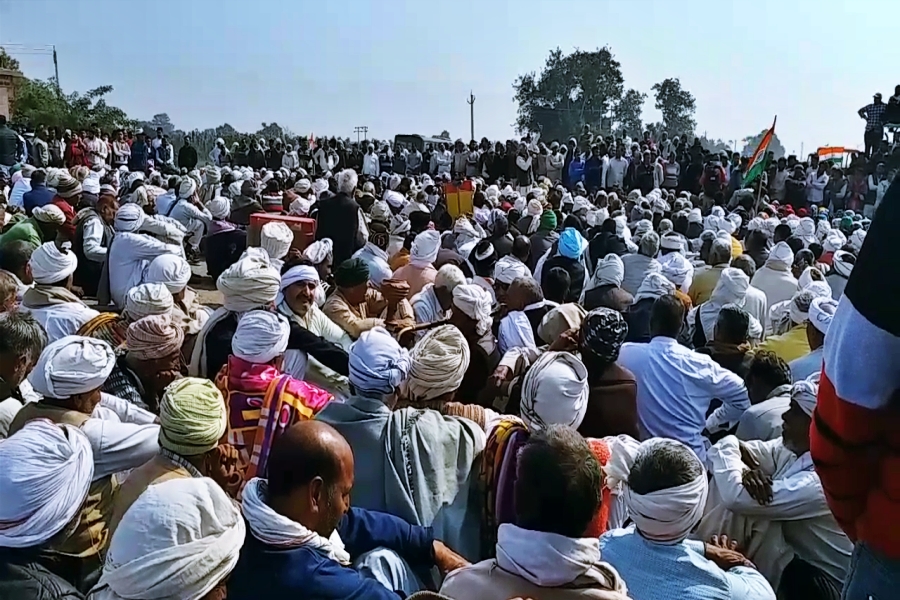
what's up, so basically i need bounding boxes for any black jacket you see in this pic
[0,550,83,600]
[177,145,198,170]
[316,192,362,265]
[542,254,586,304]
[589,232,628,266]
[0,125,18,167]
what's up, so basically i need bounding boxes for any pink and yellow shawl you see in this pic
[217,355,333,483]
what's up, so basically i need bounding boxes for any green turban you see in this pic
[158,378,226,456]
[334,257,370,288]
[538,209,557,232]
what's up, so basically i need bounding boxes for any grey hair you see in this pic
[0,310,47,365]
[512,276,543,304]
[709,238,733,265]
[639,231,660,258]
[337,169,358,194]
[628,439,702,495]
[0,272,16,307]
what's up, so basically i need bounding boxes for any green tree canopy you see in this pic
[651,78,696,139]
[742,129,786,159]
[0,48,21,72]
[12,79,134,132]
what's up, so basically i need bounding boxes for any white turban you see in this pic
[30,242,78,285]
[633,272,675,303]
[95,478,245,600]
[809,296,838,335]
[453,217,483,260]
[434,264,466,291]
[289,198,312,217]
[294,178,311,193]
[788,288,828,325]
[849,229,866,252]
[303,239,333,265]
[452,284,493,336]
[590,254,625,289]
[406,325,471,401]
[348,327,411,397]
[717,217,736,235]
[409,230,441,268]
[217,248,281,312]
[688,208,702,224]
[0,420,93,548]
[823,229,846,253]
[658,252,694,293]
[792,379,819,416]
[493,256,531,285]
[232,311,290,364]
[260,222,293,262]
[797,217,816,245]
[276,264,320,305]
[605,437,708,543]
[32,204,66,225]
[206,197,230,220]
[124,283,174,321]
[145,254,192,294]
[766,241,794,270]
[115,203,146,232]
[520,351,589,431]
[29,335,116,399]
[177,177,197,200]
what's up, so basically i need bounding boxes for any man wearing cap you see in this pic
[0,202,64,251]
[788,297,836,382]
[859,92,886,158]
[699,379,852,599]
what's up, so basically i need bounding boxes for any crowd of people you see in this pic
[0,114,895,600]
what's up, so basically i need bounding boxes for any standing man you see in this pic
[209,138,227,167]
[129,132,150,172]
[859,93,886,158]
[805,161,829,208]
[0,115,20,171]
[31,127,50,169]
[178,135,198,171]
[606,143,628,190]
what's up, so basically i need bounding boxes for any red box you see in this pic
[248,214,317,253]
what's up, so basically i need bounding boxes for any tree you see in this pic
[150,113,175,135]
[613,89,646,138]
[513,47,625,142]
[0,48,20,72]
[436,130,450,139]
[741,129,786,159]
[651,78,696,139]
[699,135,733,154]
[12,79,134,132]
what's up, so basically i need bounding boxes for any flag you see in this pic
[818,146,845,165]
[743,117,776,187]
[308,133,316,150]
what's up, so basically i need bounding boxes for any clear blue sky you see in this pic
[1,0,895,156]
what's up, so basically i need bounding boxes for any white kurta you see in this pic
[697,435,852,589]
[24,303,100,343]
[280,304,353,401]
[108,232,183,308]
[750,266,799,309]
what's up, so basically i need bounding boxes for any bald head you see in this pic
[266,420,353,499]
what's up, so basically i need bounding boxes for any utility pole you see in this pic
[353,126,368,145]
[52,45,59,93]
[467,91,475,142]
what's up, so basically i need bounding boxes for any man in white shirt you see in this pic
[736,350,792,442]
[362,144,380,177]
[618,294,750,463]
[84,127,108,170]
[804,163,829,207]
[606,144,629,189]
[208,138,226,166]
[868,161,891,209]
[699,380,852,598]
[167,178,212,258]
[770,157,789,203]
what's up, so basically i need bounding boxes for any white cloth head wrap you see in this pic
[217,248,281,312]
[452,284,493,336]
[30,242,78,285]
[688,208,702,224]
[823,229,847,253]
[29,335,116,399]
[206,197,230,220]
[124,283,174,321]
[303,239,333,265]
[591,254,625,288]
[177,177,197,200]
[788,287,829,325]
[605,437,708,543]
[260,222,293,262]
[809,296,838,335]
[276,265,320,305]
[232,311,290,364]
[493,255,531,285]
[849,229,866,252]
[348,327,411,397]
[0,420,93,548]
[409,230,441,268]
[797,217,816,244]
[114,203,145,232]
[792,379,819,416]
[95,477,245,600]
[406,325,471,401]
[145,254,192,294]
[32,204,66,225]
[766,241,794,270]
[520,351,589,431]
[289,198,312,216]
[658,252,694,293]
[633,272,675,303]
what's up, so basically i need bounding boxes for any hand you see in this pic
[741,468,773,505]
[548,327,579,352]
[738,441,761,470]
[489,365,513,389]
[432,540,469,575]
[70,285,85,298]
[705,535,754,571]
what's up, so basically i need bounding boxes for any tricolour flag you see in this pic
[818,146,845,165]
[743,117,776,187]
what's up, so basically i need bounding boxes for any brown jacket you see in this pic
[108,454,191,538]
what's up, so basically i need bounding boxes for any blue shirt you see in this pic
[789,347,823,382]
[228,506,435,600]
[22,183,54,215]
[600,526,775,600]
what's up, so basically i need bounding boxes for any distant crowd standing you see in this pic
[0,107,896,600]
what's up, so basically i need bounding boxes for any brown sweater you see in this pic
[579,363,639,439]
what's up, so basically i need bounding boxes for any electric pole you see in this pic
[354,126,368,145]
[467,91,475,142]
[52,45,59,92]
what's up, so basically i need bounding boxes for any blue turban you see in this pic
[559,227,588,259]
[348,327,411,397]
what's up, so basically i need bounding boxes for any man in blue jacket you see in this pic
[229,420,468,599]
[22,169,54,215]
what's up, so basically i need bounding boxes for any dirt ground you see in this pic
[189,262,223,307]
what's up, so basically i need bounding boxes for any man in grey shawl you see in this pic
[315,326,485,562]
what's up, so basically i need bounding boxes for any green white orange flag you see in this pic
[743,117,776,187]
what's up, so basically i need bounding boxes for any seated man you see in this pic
[323,257,415,340]
[699,380,852,599]
[228,420,468,599]
[219,310,333,483]
[788,296,836,382]
[72,193,117,297]
[8,335,159,592]
[0,420,92,598]
[0,203,64,251]
[410,264,466,327]
[735,351,793,442]
[756,289,821,363]
[79,281,174,350]
[392,229,440,296]
[144,253,211,338]
[441,425,630,600]
[582,253,633,313]
[21,241,99,342]
[203,196,247,282]
[0,240,35,303]
[109,377,239,536]
[316,327,486,560]
[600,438,775,600]
[695,304,753,378]
[0,311,44,440]
[449,283,499,406]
